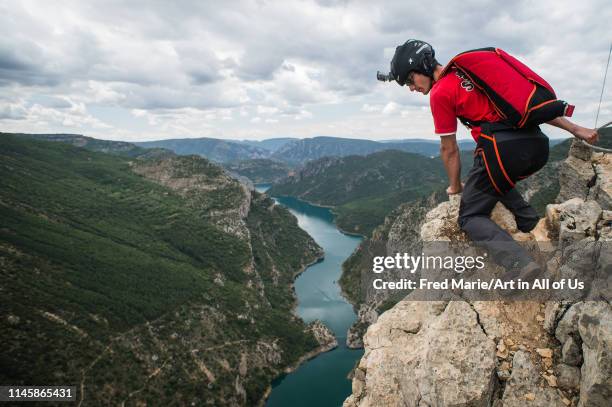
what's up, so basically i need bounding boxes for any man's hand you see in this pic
[573,126,599,145]
[446,182,464,195]
[547,118,599,145]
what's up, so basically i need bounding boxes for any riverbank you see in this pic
[258,323,339,407]
[261,194,364,407]
[256,201,332,407]
[288,253,325,313]
[272,194,363,330]
[271,194,367,238]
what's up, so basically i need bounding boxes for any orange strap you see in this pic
[479,149,503,195]
[491,136,515,188]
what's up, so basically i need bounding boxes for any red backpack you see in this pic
[439,48,574,129]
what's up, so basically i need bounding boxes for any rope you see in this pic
[595,43,612,128]
[581,43,612,153]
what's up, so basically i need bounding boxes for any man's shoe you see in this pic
[517,217,539,233]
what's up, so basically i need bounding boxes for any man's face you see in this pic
[407,72,433,95]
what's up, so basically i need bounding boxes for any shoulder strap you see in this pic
[439,47,497,79]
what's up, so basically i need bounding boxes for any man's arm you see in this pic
[439,134,462,194]
[546,117,599,145]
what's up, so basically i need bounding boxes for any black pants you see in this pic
[458,126,549,270]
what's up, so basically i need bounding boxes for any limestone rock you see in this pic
[501,351,566,406]
[346,304,378,349]
[577,302,612,407]
[556,302,586,344]
[543,372,558,387]
[557,140,596,203]
[556,363,581,390]
[471,301,545,346]
[497,339,509,359]
[546,198,603,251]
[536,347,554,358]
[592,153,612,209]
[546,198,584,239]
[553,301,612,407]
[307,319,338,351]
[562,336,583,366]
[420,195,520,242]
[532,217,552,241]
[420,194,463,241]
[544,302,568,335]
[571,138,595,161]
[350,300,496,407]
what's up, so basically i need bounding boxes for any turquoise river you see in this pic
[255,185,365,407]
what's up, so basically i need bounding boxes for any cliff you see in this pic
[343,139,611,407]
[340,139,595,349]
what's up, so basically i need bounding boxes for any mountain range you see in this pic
[134,135,479,165]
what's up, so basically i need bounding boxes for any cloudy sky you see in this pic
[1,0,610,142]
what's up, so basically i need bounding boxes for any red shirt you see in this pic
[429,67,501,142]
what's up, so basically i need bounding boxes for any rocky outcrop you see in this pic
[558,140,612,209]
[302,320,338,359]
[555,301,612,406]
[346,304,379,349]
[345,300,497,407]
[501,350,567,406]
[344,140,611,407]
[132,155,253,241]
[342,194,445,348]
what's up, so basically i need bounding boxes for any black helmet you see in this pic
[389,39,437,86]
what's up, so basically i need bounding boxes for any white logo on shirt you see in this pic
[455,70,474,91]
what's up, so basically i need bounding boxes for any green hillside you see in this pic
[0,134,322,406]
[224,158,293,184]
[268,149,473,235]
[8,132,173,159]
[135,137,269,163]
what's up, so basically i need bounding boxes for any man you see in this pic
[384,39,599,277]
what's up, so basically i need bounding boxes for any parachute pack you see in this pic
[439,48,574,129]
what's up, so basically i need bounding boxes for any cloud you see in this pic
[382,102,400,115]
[362,104,382,113]
[0,103,27,120]
[0,0,610,140]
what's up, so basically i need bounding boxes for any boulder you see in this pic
[577,302,612,407]
[347,300,496,407]
[562,336,583,366]
[557,140,596,203]
[545,198,603,251]
[501,351,566,406]
[592,153,612,210]
[556,363,581,390]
